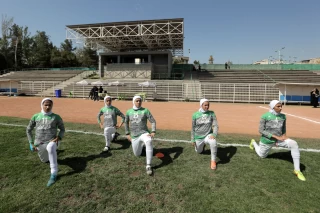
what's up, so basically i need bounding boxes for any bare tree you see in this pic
[0,15,14,68]
[1,14,14,37]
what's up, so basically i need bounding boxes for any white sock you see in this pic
[47,142,58,175]
[145,140,153,166]
[208,139,217,161]
[289,142,300,171]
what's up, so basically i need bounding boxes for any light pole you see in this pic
[275,47,285,64]
[188,49,192,80]
[12,35,19,70]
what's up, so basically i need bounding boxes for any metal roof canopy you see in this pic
[66,18,184,56]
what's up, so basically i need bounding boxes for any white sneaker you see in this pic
[146,165,153,176]
[103,146,110,152]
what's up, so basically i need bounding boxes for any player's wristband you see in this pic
[29,144,34,152]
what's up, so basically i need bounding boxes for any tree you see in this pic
[0,15,14,69]
[50,46,64,67]
[60,39,77,67]
[193,60,200,64]
[9,24,23,68]
[0,52,7,70]
[20,26,35,67]
[75,47,98,67]
[31,31,53,68]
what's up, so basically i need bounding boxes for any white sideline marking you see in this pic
[1,122,320,153]
[259,106,320,124]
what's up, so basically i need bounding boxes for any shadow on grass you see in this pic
[267,151,306,172]
[57,151,112,178]
[112,139,131,150]
[202,146,237,165]
[153,146,184,170]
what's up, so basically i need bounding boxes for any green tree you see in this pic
[60,39,77,67]
[20,26,35,68]
[31,31,53,68]
[0,15,14,69]
[75,47,97,67]
[50,46,64,68]
[0,52,7,70]
[9,24,23,68]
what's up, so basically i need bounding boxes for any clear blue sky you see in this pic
[1,0,319,64]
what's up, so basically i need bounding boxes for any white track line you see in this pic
[1,122,320,153]
[259,106,320,124]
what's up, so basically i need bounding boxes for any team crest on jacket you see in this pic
[196,114,211,125]
[131,112,142,124]
[105,110,112,119]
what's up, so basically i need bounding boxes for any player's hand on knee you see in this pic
[280,135,288,140]
[209,135,215,139]
[191,142,196,147]
[51,137,60,144]
[30,144,38,152]
[127,135,132,142]
[149,132,155,138]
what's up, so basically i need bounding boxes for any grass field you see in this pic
[1,116,320,213]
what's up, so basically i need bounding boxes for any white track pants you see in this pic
[253,139,301,171]
[195,135,218,161]
[104,127,116,147]
[131,133,153,165]
[37,141,59,175]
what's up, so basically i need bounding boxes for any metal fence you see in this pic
[17,81,279,103]
[201,83,278,103]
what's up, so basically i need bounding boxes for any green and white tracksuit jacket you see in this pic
[26,113,65,146]
[191,110,218,142]
[125,108,156,139]
[97,106,125,128]
[259,112,286,144]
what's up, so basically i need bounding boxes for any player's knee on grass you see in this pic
[195,143,204,154]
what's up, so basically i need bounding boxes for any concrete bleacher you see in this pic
[0,70,86,95]
[258,70,320,83]
[1,70,83,81]
[197,69,320,103]
[198,69,320,84]
[198,69,274,84]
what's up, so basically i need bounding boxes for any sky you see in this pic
[1,0,319,64]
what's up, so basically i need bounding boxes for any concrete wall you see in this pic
[99,51,172,78]
[278,84,320,103]
[0,81,19,93]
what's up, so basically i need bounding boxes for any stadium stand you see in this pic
[0,70,92,96]
[197,69,320,84]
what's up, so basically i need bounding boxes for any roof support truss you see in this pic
[66,19,184,56]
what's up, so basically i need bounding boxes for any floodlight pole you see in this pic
[275,47,285,64]
[189,49,192,80]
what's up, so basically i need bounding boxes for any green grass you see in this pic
[1,116,320,213]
